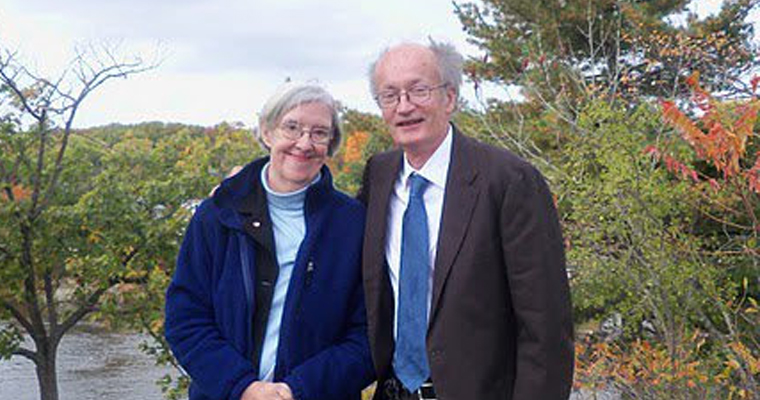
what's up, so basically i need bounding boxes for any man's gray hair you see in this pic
[256,82,342,156]
[368,38,465,100]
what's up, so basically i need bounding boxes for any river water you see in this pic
[0,325,175,400]
[0,324,616,400]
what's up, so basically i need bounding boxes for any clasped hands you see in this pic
[240,381,294,400]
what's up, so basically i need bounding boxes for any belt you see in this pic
[383,376,437,400]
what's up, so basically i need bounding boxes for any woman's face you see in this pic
[261,102,332,193]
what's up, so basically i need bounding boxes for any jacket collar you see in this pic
[213,156,334,231]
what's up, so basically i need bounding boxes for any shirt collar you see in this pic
[400,125,453,189]
[260,162,321,210]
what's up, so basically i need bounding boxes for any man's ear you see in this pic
[445,86,457,113]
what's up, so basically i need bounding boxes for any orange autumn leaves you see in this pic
[652,73,760,194]
[0,183,31,202]
[342,131,369,165]
[327,130,370,174]
[575,333,760,399]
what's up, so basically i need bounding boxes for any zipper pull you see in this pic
[305,260,315,286]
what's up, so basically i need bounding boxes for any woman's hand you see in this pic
[240,381,294,400]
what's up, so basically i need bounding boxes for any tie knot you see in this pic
[408,173,429,199]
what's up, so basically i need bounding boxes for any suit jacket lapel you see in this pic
[364,150,402,286]
[362,150,403,377]
[429,128,479,327]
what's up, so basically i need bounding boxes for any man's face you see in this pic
[373,45,456,157]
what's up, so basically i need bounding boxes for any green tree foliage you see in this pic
[0,45,157,400]
[1,118,262,399]
[563,102,708,335]
[0,41,263,399]
[564,100,759,397]
[80,122,262,398]
[455,0,758,100]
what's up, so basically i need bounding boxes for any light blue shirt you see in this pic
[258,163,320,381]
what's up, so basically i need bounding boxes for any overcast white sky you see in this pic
[0,0,743,128]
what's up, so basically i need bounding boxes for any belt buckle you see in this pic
[416,381,436,400]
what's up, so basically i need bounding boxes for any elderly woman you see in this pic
[165,83,374,400]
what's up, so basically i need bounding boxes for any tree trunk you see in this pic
[35,338,59,400]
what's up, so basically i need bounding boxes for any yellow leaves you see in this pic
[728,341,760,375]
[124,268,146,280]
[747,297,759,314]
[124,245,135,256]
[88,229,102,244]
[150,317,164,334]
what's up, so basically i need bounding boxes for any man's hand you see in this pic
[240,381,294,400]
[209,165,243,196]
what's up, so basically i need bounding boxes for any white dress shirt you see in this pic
[385,126,453,339]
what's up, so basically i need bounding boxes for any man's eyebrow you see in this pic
[380,80,424,91]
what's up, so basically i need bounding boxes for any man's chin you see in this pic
[391,127,427,144]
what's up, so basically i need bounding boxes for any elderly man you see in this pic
[357,40,574,400]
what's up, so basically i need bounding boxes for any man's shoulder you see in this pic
[367,147,402,165]
[364,148,402,177]
[454,128,541,181]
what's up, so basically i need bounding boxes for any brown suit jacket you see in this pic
[358,127,574,400]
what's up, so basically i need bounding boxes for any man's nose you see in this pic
[395,93,416,113]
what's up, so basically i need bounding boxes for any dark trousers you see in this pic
[381,376,436,400]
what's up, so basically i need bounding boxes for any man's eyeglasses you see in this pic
[277,120,333,145]
[374,83,448,109]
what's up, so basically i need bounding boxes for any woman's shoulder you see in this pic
[184,197,228,236]
[191,197,219,220]
[326,188,365,215]
[316,188,365,235]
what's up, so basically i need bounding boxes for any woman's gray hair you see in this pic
[368,38,465,100]
[256,82,342,156]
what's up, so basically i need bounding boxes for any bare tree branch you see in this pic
[20,223,46,340]
[43,270,58,334]
[0,51,43,121]
[0,244,9,258]
[1,299,35,339]
[28,112,48,218]
[55,286,108,341]
[34,51,157,220]
[11,346,38,364]
[56,245,142,340]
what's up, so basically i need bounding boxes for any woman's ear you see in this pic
[260,125,274,148]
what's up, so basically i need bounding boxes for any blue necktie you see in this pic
[393,173,431,392]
